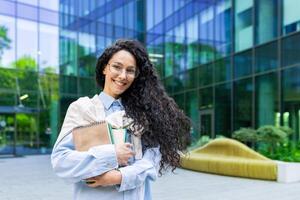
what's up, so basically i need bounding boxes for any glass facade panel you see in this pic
[16,19,38,71]
[281,32,300,67]
[39,24,59,73]
[185,90,199,140]
[0,91,16,106]
[164,38,174,77]
[255,41,278,72]
[234,0,253,51]
[39,8,59,26]
[173,73,185,92]
[255,73,278,128]
[199,87,213,110]
[234,50,252,78]
[164,76,173,94]
[233,78,253,130]
[214,57,231,83]
[173,37,186,74]
[283,66,300,140]
[17,70,38,91]
[0,0,16,16]
[78,77,97,96]
[17,0,37,6]
[282,0,300,35]
[0,15,15,68]
[39,0,59,11]
[199,63,213,86]
[255,0,278,44]
[187,39,200,69]
[215,0,232,57]
[17,2,38,21]
[215,83,231,136]
[184,68,198,90]
[60,75,78,95]
[199,5,215,63]
[59,30,77,75]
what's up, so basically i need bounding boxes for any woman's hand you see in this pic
[85,170,122,187]
[115,143,135,166]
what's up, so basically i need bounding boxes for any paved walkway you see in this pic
[0,155,299,200]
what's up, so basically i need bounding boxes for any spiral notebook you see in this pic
[72,121,127,151]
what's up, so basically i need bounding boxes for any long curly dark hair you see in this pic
[95,39,191,174]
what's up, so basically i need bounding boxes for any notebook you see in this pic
[72,121,127,151]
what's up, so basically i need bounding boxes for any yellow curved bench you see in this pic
[180,138,277,180]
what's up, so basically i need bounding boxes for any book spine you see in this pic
[107,123,114,144]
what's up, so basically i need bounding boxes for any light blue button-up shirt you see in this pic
[51,92,161,200]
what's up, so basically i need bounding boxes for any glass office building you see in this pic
[0,0,300,155]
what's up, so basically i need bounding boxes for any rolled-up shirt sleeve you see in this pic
[51,101,118,184]
[117,147,161,192]
[51,134,118,184]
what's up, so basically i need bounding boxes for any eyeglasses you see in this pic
[107,63,139,79]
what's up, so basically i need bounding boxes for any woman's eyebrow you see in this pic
[112,61,124,66]
[113,61,136,68]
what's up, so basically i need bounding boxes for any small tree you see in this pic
[257,125,288,155]
[232,128,258,148]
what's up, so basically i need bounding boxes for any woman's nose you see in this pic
[118,70,127,79]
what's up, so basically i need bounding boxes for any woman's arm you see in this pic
[51,102,119,183]
[51,133,119,183]
[86,147,161,190]
[117,146,161,191]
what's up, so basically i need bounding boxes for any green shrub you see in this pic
[232,128,257,148]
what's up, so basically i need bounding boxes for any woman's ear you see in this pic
[103,66,107,75]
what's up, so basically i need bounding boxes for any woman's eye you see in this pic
[113,65,122,70]
[127,69,136,74]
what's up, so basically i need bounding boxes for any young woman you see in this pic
[51,39,191,200]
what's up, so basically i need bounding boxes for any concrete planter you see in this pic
[276,161,300,183]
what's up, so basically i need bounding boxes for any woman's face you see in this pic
[102,50,137,98]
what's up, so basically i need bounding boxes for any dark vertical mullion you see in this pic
[183,0,188,100]
[278,0,283,127]
[197,0,201,131]
[75,0,80,97]
[162,0,166,79]
[13,0,17,155]
[122,0,125,38]
[252,0,256,128]
[171,0,175,95]
[230,0,234,133]
[104,0,108,48]
[37,0,41,149]
[212,0,216,137]
[136,0,146,42]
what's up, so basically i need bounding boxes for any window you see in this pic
[282,0,300,35]
[282,66,300,139]
[281,33,300,67]
[234,50,252,78]
[215,83,231,136]
[215,57,231,82]
[255,0,278,44]
[233,78,253,130]
[255,73,278,128]
[255,41,278,72]
[234,0,253,51]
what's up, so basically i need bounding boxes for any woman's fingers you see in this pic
[115,143,135,166]
[124,143,133,148]
[85,170,121,187]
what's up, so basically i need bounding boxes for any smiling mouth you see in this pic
[113,80,127,87]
